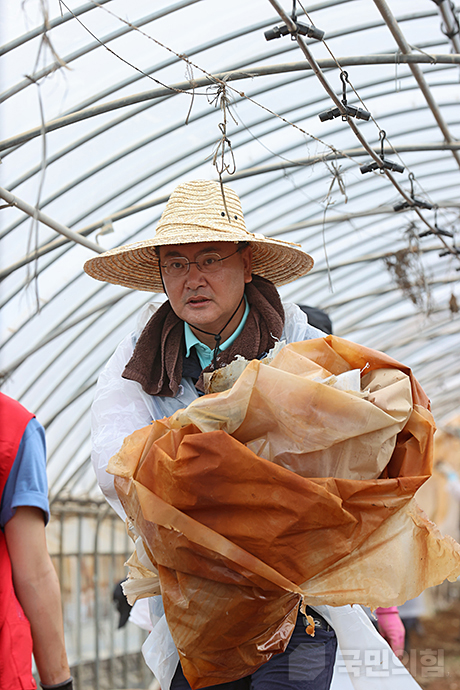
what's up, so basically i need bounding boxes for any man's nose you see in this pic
[184,261,207,288]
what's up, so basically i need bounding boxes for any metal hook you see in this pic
[319,71,370,123]
[408,172,415,198]
[361,129,404,175]
[340,71,349,105]
[394,171,432,210]
[379,130,386,158]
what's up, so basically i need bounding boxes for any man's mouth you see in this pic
[187,296,210,305]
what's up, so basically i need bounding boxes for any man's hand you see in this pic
[375,606,405,658]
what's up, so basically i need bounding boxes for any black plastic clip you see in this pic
[360,131,405,174]
[419,206,454,238]
[266,3,324,42]
[265,21,324,41]
[319,72,371,122]
[394,173,434,211]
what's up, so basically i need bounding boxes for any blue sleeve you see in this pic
[0,417,50,529]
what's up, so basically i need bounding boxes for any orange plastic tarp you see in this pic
[109,336,460,689]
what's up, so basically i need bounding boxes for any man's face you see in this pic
[159,242,252,338]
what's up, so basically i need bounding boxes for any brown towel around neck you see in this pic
[122,275,285,397]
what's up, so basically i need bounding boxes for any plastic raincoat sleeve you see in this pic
[91,332,155,520]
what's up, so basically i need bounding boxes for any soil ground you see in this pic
[405,599,460,689]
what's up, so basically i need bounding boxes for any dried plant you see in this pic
[384,245,432,313]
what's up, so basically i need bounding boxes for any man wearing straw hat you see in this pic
[84,180,404,690]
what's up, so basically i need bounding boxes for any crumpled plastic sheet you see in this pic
[108,336,460,689]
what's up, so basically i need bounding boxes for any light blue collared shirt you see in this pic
[184,296,250,369]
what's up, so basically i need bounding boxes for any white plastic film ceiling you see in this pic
[1,0,460,503]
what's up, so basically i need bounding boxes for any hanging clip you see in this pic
[394,173,434,211]
[419,206,454,238]
[360,130,405,174]
[265,3,324,42]
[319,72,370,122]
[264,21,324,41]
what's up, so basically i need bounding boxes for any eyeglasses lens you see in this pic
[163,252,222,276]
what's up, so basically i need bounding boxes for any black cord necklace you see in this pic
[159,264,245,366]
[188,293,245,366]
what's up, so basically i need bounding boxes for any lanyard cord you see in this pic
[188,293,245,366]
[159,264,245,366]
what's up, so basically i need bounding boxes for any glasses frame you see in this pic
[160,246,245,277]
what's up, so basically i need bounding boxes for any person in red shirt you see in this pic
[0,392,72,690]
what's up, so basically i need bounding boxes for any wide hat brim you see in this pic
[83,180,314,292]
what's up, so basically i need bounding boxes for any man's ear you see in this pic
[242,245,253,283]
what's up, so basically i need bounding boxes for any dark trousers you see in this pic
[171,609,337,690]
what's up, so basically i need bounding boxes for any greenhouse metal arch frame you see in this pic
[2,0,460,499]
[1,2,460,683]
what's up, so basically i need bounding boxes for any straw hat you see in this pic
[83,180,314,292]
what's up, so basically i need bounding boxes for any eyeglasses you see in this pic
[161,247,243,277]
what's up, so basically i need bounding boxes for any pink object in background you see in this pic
[375,606,405,657]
